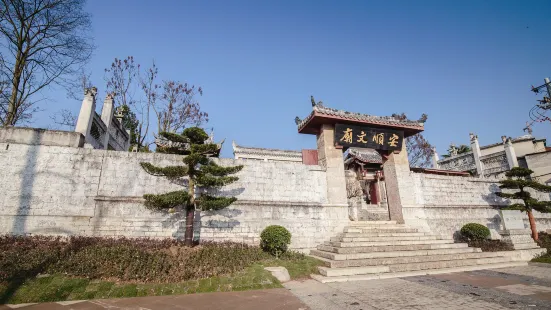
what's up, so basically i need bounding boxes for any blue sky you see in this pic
[33,0,551,158]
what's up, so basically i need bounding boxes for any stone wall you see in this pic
[0,141,347,250]
[1,129,549,251]
[403,173,551,239]
[525,151,551,184]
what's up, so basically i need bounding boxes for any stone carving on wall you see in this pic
[345,170,363,198]
[481,151,509,176]
[438,152,476,172]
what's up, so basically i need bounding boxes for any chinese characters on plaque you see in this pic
[335,123,404,151]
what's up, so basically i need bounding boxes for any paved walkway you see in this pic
[284,264,551,310]
[2,265,551,310]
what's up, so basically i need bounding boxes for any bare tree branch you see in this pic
[158,80,208,133]
[0,0,94,126]
[49,108,75,129]
[392,112,433,168]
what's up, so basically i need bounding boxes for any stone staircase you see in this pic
[310,221,527,283]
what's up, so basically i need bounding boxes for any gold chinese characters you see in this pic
[340,128,353,143]
[339,127,401,148]
[372,133,384,145]
[388,134,399,147]
[357,131,368,143]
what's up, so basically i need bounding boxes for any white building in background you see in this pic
[74,88,131,151]
[434,133,551,184]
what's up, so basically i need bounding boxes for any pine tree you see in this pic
[494,167,551,241]
[140,127,243,246]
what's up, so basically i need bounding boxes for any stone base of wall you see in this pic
[0,197,349,251]
[403,205,551,241]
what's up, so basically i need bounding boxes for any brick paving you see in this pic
[285,265,551,310]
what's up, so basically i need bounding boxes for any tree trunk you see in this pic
[184,178,195,246]
[184,205,194,246]
[6,56,24,126]
[527,210,538,241]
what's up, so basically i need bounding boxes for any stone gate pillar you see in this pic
[75,88,97,137]
[382,143,415,224]
[317,124,348,205]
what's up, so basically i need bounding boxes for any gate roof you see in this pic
[297,104,424,137]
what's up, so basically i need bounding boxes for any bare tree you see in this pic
[392,113,433,168]
[136,60,159,148]
[0,0,94,126]
[66,68,93,101]
[103,57,208,150]
[156,80,208,133]
[105,56,138,108]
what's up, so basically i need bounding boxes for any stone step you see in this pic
[348,221,397,225]
[337,232,432,238]
[346,225,407,230]
[358,213,391,221]
[310,247,480,261]
[360,209,389,214]
[330,239,455,248]
[317,256,514,277]
[510,243,541,250]
[318,242,469,254]
[331,235,439,242]
[344,227,420,233]
[318,251,509,268]
[311,262,528,283]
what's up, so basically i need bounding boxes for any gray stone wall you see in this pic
[525,151,551,184]
[1,136,549,251]
[404,173,551,239]
[0,141,346,250]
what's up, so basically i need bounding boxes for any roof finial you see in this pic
[310,96,324,107]
[294,116,302,125]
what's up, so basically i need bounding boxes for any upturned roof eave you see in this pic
[298,111,424,137]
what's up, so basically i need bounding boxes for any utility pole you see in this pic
[532,78,551,110]
[545,78,551,109]
[527,78,551,127]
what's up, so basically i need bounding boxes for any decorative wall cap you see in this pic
[437,151,474,164]
[297,104,424,133]
[232,141,302,159]
[84,87,97,97]
[480,134,536,151]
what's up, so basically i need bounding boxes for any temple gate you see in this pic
[296,103,425,223]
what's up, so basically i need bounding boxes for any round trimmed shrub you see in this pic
[260,225,291,256]
[460,223,490,241]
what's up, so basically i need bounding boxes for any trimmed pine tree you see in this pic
[140,127,243,246]
[494,167,551,241]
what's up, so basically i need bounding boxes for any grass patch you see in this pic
[532,254,551,264]
[262,253,324,279]
[0,235,322,304]
[0,264,282,304]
